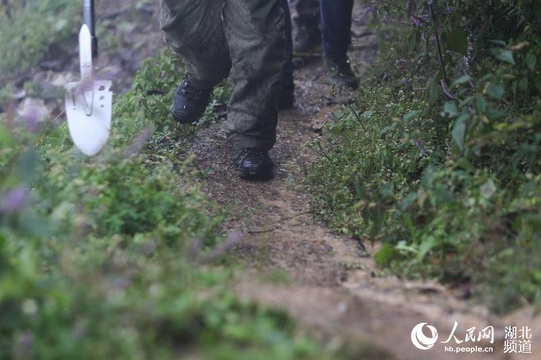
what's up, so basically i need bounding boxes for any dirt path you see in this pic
[188,3,540,360]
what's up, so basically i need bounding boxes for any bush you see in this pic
[308,0,541,313]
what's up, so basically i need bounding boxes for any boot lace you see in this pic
[178,76,208,101]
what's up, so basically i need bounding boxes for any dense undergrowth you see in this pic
[307,0,541,314]
[0,38,348,360]
[0,0,79,82]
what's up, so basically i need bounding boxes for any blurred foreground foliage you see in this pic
[0,0,79,79]
[0,49,343,359]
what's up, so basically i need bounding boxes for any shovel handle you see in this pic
[83,0,98,58]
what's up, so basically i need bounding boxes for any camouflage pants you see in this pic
[288,0,319,21]
[160,0,286,151]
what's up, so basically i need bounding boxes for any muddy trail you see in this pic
[187,5,540,360]
[14,0,539,358]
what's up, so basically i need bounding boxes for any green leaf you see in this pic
[455,158,475,171]
[0,123,15,147]
[379,123,397,136]
[519,77,528,92]
[442,101,459,117]
[396,240,418,254]
[426,77,439,105]
[407,31,419,52]
[485,83,505,100]
[421,166,434,189]
[489,40,508,46]
[480,179,497,199]
[18,148,41,183]
[400,192,418,210]
[417,236,437,262]
[452,114,469,152]
[526,52,537,72]
[403,110,420,122]
[475,94,487,113]
[452,75,471,87]
[495,49,515,64]
[380,182,394,198]
[485,107,506,120]
[460,95,476,107]
[444,24,468,55]
[374,243,398,266]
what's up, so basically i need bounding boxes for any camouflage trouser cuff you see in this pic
[231,136,275,151]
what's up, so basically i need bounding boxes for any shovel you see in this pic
[64,0,112,156]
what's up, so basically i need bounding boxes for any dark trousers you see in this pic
[160,0,286,151]
[320,0,354,58]
[281,0,294,88]
[287,0,353,58]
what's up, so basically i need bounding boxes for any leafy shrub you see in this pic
[308,0,541,313]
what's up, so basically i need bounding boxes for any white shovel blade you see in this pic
[65,80,112,156]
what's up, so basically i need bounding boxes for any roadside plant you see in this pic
[308,0,541,313]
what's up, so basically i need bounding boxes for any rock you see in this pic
[16,97,50,131]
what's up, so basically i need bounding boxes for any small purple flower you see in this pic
[13,331,33,358]
[0,187,28,214]
[24,107,41,133]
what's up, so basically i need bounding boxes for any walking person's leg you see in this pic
[320,0,359,89]
[288,0,319,22]
[223,0,286,180]
[320,0,353,59]
[280,0,295,109]
[288,0,321,55]
[160,0,231,123]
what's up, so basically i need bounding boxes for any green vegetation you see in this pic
[307,0,541,314]
[0,47,342,359]
[0,0,79,79]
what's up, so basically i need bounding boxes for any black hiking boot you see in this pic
[171,75,212,124]
[293,17,322,56]
[234,148,275,181]
[324,56,359,90]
